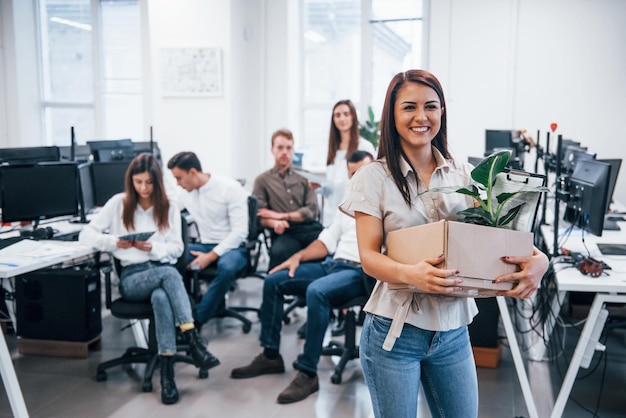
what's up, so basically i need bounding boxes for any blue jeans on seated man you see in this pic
[188,243,248,324]
[260,256,364,373]
[360,314,478,418]
[119,262,194,355]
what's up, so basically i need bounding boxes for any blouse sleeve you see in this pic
[149,202,184,262]
[339,162,385,220]
[78,194,121,253]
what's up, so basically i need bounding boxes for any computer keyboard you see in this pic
[51,231,81,241]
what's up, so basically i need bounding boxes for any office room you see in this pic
[0,0,625,417]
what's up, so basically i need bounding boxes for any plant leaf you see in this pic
[368,106,376,123]
[496,191,519,204]
[497,204,524,226]
[456,207,495,226]
[471,151,510,188]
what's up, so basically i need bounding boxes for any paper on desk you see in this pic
[0,240,81,259]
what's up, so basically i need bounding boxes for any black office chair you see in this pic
[186,195,264,334]
[319,274,376,384]
[95,216,209,392]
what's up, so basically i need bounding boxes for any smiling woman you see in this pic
[340,69,549,418]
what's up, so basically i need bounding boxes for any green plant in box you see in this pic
[431,150,548,228]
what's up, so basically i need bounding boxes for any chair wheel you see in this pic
[198,369,209,379]
[242,323,252,333]
[142,381,153,392]
[331,373,342,384]
[96,371,107,382]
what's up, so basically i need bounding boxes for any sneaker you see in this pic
[230,353,285,379]
[276,372,319,404]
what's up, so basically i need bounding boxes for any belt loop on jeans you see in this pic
[334,258,361,268]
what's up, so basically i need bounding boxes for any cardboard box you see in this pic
[386,220,533,297]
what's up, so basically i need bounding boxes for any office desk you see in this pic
[0,239,97,418]
[539,223,626,418]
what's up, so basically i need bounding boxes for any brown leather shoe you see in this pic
[276,372,319,404]
[230,353,285,379]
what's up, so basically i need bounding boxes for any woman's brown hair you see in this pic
[122,153,170,231]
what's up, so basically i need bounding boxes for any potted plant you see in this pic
[359,106,380,149]
[434,150,548,229]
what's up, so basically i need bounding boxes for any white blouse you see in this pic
[79,193,183,267]
[340,147,479,350]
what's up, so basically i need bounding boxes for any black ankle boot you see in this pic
[160,355,179,405]
[184,328,220,370]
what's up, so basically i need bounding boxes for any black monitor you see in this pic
[87,139,134,162]
[597,158,622,214]
[563,160,612,236]
[76,162,96,223]
[0,146,60,164]
[561,146,595,174]
[59,145,92,162]
[91,161,130,206]
[485,130,513,155]
[0,162,79,223]
[133,141,162,164]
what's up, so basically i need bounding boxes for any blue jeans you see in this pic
[297,262,364,374]
[188,243,247,324]
[361,313,478,418]
[119,262,194,355]
[260,256,363,369]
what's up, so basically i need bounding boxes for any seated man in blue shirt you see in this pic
[230,150,373,404]
[167,151,249,326]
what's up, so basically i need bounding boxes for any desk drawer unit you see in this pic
[16,265,101,342]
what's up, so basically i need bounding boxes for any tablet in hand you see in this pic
[118,231,155,242]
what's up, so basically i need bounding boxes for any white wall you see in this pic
[1,0,625,203]
[427,0,626,204]
[0,0,42,148]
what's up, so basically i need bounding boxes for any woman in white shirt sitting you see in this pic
[79,153,218,405]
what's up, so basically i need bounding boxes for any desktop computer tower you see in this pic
[16,265,101,342]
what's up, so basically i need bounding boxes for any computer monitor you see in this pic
[561,146,595,174]
[0,146,60,164]
[87,139,134,162]
[596,158,622,214]
[59,145,92,162]
[563,160,612,236]
[91,161,130,206]
[485,130,513,156]
[133,141,162,164]
[0,162,79,223]
[76,162,96,223]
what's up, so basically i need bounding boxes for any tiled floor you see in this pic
[1,275,625,418]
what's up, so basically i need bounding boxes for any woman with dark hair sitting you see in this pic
[79,153,219,405]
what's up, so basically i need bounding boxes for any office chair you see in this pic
[186,195,264,334]
[319,273,376,384]
[95,216,209,392]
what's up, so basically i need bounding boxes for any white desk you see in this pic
[0,239,97,418]
[539,223,626,418]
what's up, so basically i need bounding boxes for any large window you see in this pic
[38,0,142,146]
[300,0,423,169]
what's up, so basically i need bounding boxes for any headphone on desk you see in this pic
[577,256,604,278]
[20,226,55,240]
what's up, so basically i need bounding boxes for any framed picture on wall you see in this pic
[160,47,223,97]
